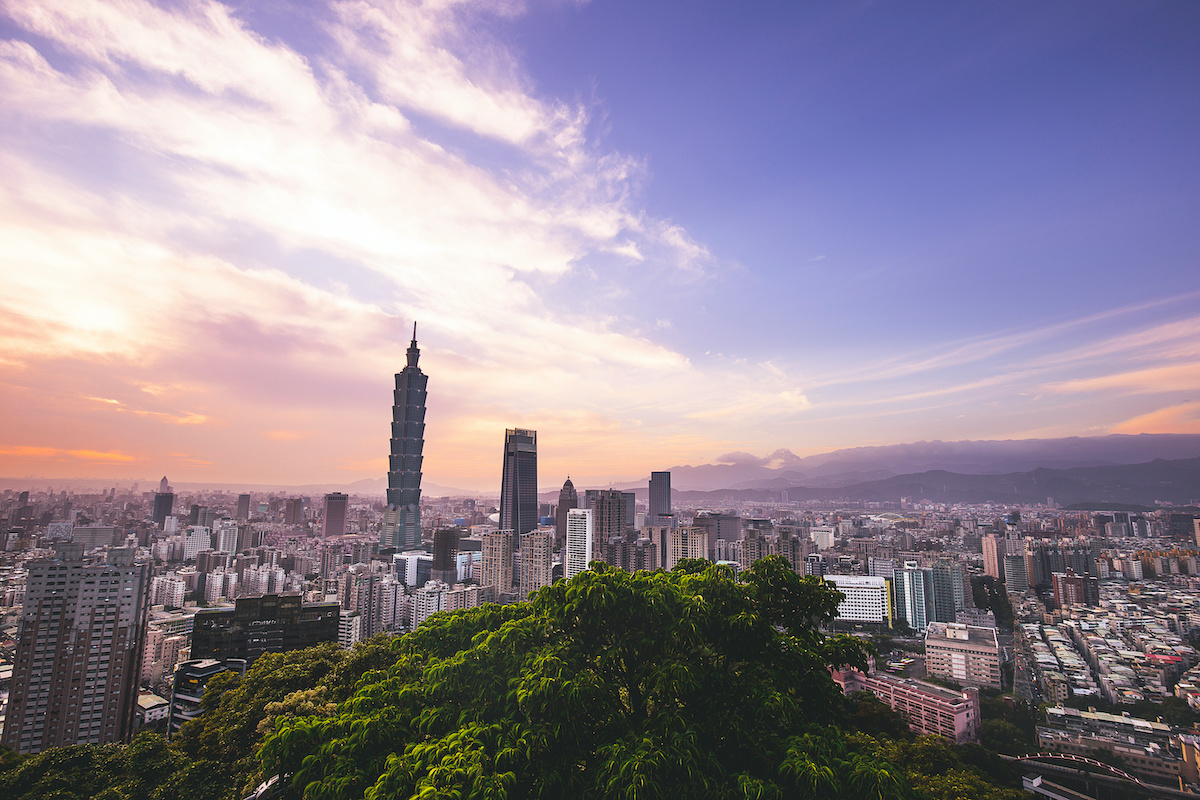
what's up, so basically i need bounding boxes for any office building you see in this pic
[824,575,890,625]
[648,471,672,527]
[897,563,935,631]
[519,530,554,598]
[168,658,245,737]
[555,477,578,549]
[2,544,151,754]
[810,526,835,551]
[383,323,427,551]
[236,493,251,521]
[322,493,348,538]
[152,491,175,528]
[925,622,1002,690]
[693,512,741,562]
[832,668,980,744]
[500,428,538,537]
[565,508,593,580]
[190,594,339,665]
[431,528,460,585]
[480,529,515,592]
[212,519,239,553]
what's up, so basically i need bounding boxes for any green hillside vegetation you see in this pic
[0,557,1026,799]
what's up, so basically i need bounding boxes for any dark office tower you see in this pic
[322,493,349,538]
[236,493,251,521]
[499,428,538,538]
[152,491,175,527]
[648,471,671,526]
[431,528,460,584]
[189,504,202,525]
[284,498,305,525]
[190,594,339,665]
[2,544,151,754]
[555,478,578,550]
[383,324,427,551]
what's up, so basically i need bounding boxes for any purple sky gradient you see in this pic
[0,0,1197,491]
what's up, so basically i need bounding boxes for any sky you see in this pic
[0,0,1198,492]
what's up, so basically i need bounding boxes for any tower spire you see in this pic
[406,321,420,369]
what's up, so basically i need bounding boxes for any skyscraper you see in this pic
[322,492,348,538]
[648,471,672,526]
[499,428,537,537]
[431,528,460,585]
[2,544,151,754]
[555,477,578,549]
[152,490,175,528]
[383,324,427,551]
[236,493,251,521]
[586,489,629,559]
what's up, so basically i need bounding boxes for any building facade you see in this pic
[322,493,348,538]
[824,575,890,624]
[833,668,980,744]
[2,545,151,754]
[925,622,1003,690]
[565,508,593,580]
[189,594,339,664]
[648,471,672,527]
[554,477,578,550]
[499,428,538,537]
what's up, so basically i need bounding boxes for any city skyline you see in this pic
[1,2,1198,491]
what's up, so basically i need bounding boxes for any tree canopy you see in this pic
[1,557,1025,800]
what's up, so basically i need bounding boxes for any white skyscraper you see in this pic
[565,508,593,580]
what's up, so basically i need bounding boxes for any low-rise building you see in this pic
[925,622,1002,690]
[832,667,980,744]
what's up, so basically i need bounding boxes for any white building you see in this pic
[666,526,708,571]
[811,526,835,551]
[520,530,554,598]
[183,526,209,561]
[824,575,890,624]
[565,509,593,580]
[150,575,186,608]
[411,580,449,628]
[212,519,239,553]
[338,611,362,649]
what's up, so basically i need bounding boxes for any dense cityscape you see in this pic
[0,330,1198,798]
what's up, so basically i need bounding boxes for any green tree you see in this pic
[262,558,1010,800]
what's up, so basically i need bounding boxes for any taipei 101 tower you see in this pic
[382,323,427,550]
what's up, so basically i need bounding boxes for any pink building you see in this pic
[832,668,981,744]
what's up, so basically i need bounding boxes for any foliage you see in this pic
[262,557,1014,800]
[1,558,1025,800]
[0,636,398,800]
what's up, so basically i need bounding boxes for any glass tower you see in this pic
[500,428,538,537]
[383,324,426,550]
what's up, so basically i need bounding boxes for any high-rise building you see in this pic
[152,491,175,528]
[565,509,593,580]
[519,530,554,598]
[665,526,708,571]
[322,493,349,538]
[159,476,170,493]
[555,477,578,549]
[1003,553,1029,593]
[824,575,890,624]
[693,512,741,562]
[981,535,1005,580]
[190,594,339,665]
[236,493,251,520]
[431,528,460,585]
[586,489,629,559]
[648,471,672,526]
[499,429,538,537]
[284,498,305,525]
[1052,568,1100,608]
[383,324,427,551]
[480,529,515,592]
[2,544,151,754]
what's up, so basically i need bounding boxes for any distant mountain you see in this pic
[665,456,1200,507]
[628,434,1200,492]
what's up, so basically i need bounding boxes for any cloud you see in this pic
[0,445,136,463]
[0,0,818,486]
[1111,402,1200,435]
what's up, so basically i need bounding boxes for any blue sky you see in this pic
[0,0,1197,490]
